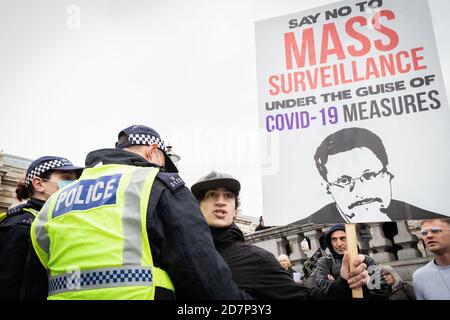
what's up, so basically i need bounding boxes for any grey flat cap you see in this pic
[191,170,240,199]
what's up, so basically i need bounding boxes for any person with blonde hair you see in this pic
[278,254,294,276]
[278,254,302,284]
[380,265,415,300]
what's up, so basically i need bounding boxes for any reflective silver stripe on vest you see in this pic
[48,266,153,296]
[122,167,154,265]
[34,201,51,258]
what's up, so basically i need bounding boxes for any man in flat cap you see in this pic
[28,125,249,300]
[191,170,370,299]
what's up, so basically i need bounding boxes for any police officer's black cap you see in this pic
[191,170,240,200]
[115,125,178,173]
[25,156,83,187]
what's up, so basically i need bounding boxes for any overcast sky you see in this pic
[1,0,449,220]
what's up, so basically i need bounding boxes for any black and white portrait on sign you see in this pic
[294,127,448,224]
[256,0,450,225]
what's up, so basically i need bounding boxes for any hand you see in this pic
[327,274,335,281]
[340,252,369,289]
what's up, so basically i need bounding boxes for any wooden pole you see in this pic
[345,223,363,299]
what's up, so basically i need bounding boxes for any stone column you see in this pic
[304,229,324,259]
[369,223,396,262]
[357,224,372,255]
[287,233,308,271]
[276,237,289,256]
[321,226,331,255]
[394,221,422,260]
[416,238,432,257]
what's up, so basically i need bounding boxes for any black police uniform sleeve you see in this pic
[20,239,48,300]
[0,218,32,299]
[147,177,251,300]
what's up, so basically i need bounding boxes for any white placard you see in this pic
[256,0,450,224]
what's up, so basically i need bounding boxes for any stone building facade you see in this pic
[0,152,32,212]
[234,212,258,235]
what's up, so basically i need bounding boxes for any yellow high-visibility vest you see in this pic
[31,164,174,300]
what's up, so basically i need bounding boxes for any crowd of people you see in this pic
[0,124,449,300]
[282,219,450,300]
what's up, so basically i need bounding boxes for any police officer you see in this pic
[28,125,249,300]
[0,156,82,299]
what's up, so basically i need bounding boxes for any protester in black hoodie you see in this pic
[315,223,389,299]
[191,171,371,300]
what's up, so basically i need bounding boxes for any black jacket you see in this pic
[286,267,295,279]
[211,223,353,299]
[295,200,448,224]
[22,149,249,300]
[388,281,416,300]
[0,198,44,299]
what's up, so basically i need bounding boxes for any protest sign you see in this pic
[256,0,450,225]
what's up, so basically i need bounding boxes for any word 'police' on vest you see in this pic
[53,174,122,218]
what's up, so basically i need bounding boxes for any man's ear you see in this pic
[388,170,394,182]
[145,144,158,161]
[322,181,331,195]
[32,177,45,192]
[232,209,238,220]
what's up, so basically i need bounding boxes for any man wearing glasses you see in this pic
[295,127,447,224]
[413,219,450,299]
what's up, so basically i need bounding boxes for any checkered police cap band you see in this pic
[127,134,166,151]
[25,159,66,187]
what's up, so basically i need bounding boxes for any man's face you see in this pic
[325,147,392,222]
[421,220,450,255]
[331,230,347,255]
[199,188,237,228]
